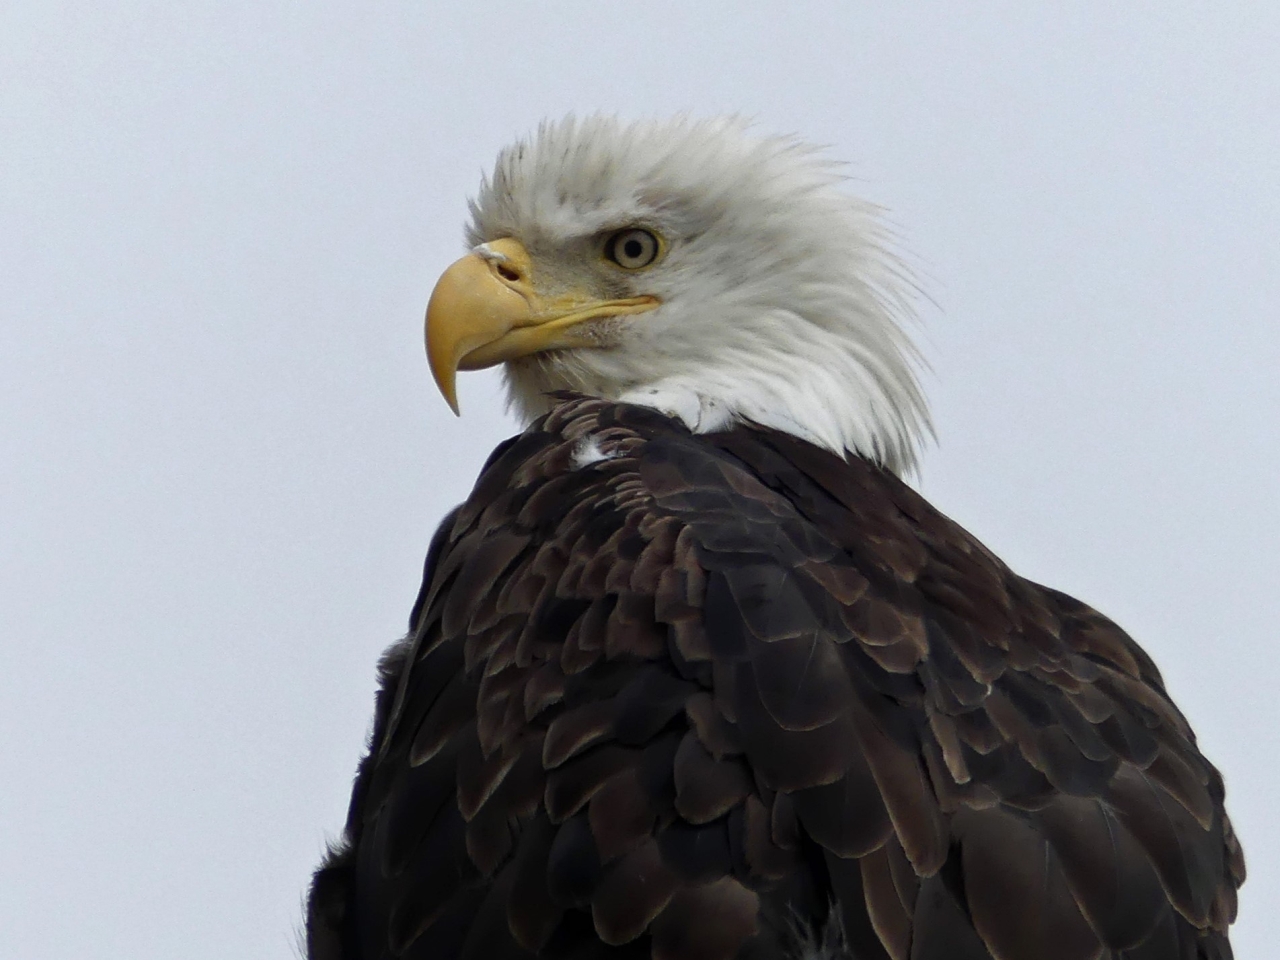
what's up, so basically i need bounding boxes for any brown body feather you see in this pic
[307,396,1243,960]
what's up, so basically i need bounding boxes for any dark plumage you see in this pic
[307,396,1243,960]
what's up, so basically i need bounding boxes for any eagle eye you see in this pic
[605,228,661,270]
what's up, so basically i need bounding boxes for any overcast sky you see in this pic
[2,3,1276,958]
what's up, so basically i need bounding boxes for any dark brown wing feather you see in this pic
[307,396,1242,960]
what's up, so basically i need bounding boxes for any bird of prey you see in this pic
[306,116,1244,960]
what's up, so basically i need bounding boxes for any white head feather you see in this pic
[465,115,932,475]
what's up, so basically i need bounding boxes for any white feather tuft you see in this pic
[569,435,618,469]
[785,907,851,959]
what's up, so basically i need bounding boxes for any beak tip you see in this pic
[435,375,461,416]
[427,331,462,416]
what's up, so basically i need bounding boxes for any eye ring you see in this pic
[605,228,662,270]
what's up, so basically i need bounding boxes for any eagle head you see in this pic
[425,115,931,474]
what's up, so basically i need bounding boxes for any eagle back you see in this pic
[308,396,1242,960]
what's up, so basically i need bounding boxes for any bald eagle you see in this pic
[306,116,1243,960]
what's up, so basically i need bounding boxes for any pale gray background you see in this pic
[2,3,1275,958]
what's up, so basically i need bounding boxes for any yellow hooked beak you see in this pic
[425,237,660,413]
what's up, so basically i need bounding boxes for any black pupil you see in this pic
[623,237,645,261]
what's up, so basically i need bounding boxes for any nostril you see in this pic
[496,263,520,283]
